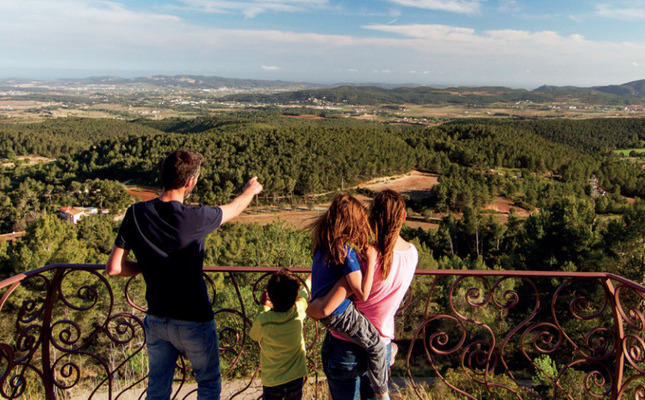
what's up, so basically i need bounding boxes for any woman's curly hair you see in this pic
[311,193,373,265]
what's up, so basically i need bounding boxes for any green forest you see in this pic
[1,113,645,279]
[219,84,645,106]
[1,112,645,398]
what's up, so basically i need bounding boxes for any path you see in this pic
[73,376,427,399]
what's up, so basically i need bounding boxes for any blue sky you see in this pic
[1,0,645,88]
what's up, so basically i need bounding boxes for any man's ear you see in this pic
[186,175,197,189]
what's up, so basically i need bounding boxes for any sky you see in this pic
[1,0,645,88]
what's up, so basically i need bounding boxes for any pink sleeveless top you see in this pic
[331,243,418,344]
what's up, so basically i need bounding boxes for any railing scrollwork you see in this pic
[2,266,645,399]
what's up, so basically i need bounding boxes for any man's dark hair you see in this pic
[160,149,203,190]
[267,269,300,312]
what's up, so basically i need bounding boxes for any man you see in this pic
[107,148,263,400]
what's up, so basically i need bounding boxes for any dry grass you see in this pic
[356,170,439,200]
[282,114,325,120]
[1,155,55,167]
[127,187,159,202]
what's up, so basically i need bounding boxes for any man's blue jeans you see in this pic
[144,314,221,400]
[321,332,391,400]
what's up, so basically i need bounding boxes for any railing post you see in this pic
[605,278,625,400]
[41,268,63,400]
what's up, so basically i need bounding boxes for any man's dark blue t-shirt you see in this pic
[115,198,223,322]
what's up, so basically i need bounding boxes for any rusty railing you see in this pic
[1,265,645,399]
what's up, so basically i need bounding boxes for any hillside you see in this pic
[0,113,644,289]
[593,79,645,96]
[0,74,323,93]
[82,75,323,91]
[220,85,551,105]
[2,75,645,106]
[221,83,645,106]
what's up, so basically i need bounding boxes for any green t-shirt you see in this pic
[249,286,309,387]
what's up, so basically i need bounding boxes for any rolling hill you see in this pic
[2,75,645,105]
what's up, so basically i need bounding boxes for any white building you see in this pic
[58,207,98,224]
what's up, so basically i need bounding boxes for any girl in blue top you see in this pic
[307,193,389,400]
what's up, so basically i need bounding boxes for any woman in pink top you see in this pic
[308,189,418,400]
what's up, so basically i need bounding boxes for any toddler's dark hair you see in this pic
[267,269,300,312]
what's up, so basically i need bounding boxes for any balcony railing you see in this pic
[1,265,645,399]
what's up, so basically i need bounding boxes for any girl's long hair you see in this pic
[370,189,406,279]
[311,193,372,265]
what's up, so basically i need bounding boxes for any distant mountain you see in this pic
[533,85,580,92]
[128,75,324,90]
[1,74,644,105]
[592,79,645,96]
[534,79,645,98]
[0,74,325,92]
[219,81,645,106]
[218,85,554,105]
[329,82,444,89]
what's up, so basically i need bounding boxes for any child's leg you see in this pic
[262,384,282,400]
[361,343,393,400]
[320,302,389,398]
[285,376,304,400]
[262,377,304,400]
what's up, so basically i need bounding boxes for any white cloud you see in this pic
[594,3,645,19]
[497,0,519,14]
[363,24,593,57]
[2,1,645,87]
[363,24,476,40]
[177,0,330,17]
[386,0,483,15]
[0,1,344,64]
[0,0,187,69]
[357,23,645,86]
[357,8,402,19]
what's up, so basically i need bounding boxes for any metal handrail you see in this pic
[1,264,645,399]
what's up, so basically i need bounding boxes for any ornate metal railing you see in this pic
[1,265,645,399]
